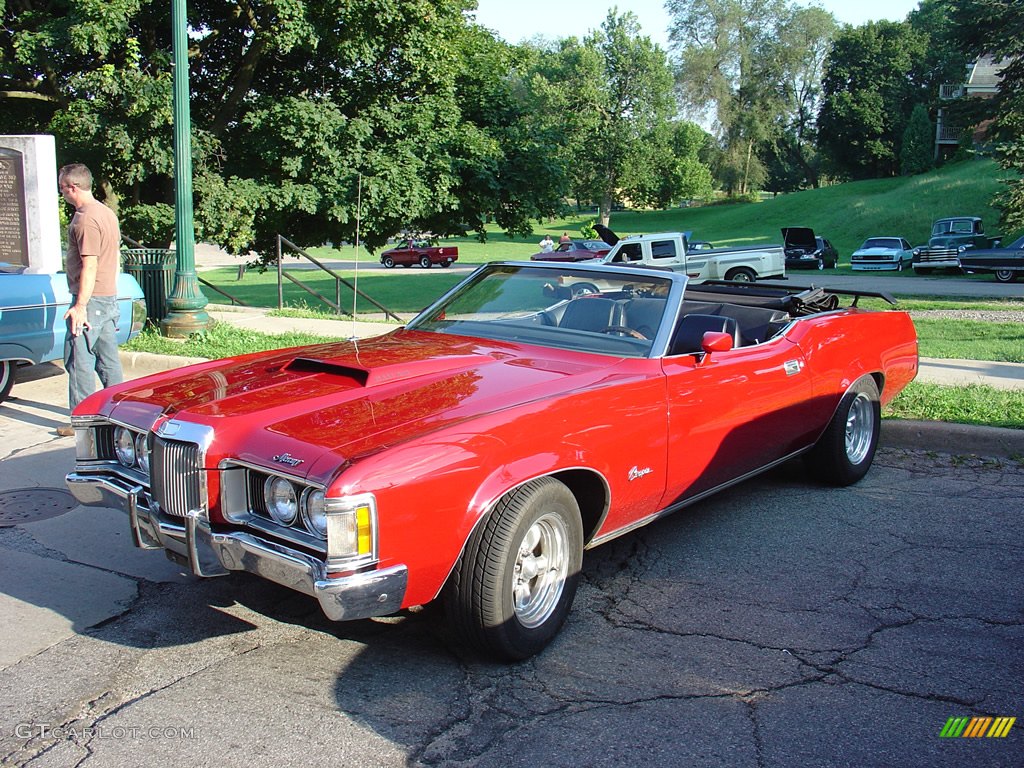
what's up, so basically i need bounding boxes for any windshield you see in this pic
[407,264,675,358]
[932,219,975,236]
[862,238,902,249]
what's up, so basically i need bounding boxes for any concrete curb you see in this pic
[881,419,1024,459]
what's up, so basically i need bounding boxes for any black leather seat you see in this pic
[669,314,740,355]
[558,298,619,333]
[621,297,666,339]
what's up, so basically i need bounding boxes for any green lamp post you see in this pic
[161,0,210,337]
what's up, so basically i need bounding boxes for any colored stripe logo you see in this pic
[940,716,1015,738]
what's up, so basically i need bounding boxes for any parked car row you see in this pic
[387,216,1021,283]
[784,216,1021,282]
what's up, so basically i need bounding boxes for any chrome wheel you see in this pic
[445,476,583,660]
[513,512,570,629]
[845,392,875,465]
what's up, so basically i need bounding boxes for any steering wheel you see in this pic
[599,325,648,340]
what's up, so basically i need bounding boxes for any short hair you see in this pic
[58,163,94,191]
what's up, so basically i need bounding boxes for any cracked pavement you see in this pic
[1,365,1022,767]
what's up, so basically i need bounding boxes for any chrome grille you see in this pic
[917,247,957,263]
[151,437,201,517]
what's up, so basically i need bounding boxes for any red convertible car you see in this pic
[66,263,917,660]
[379,238,458,269]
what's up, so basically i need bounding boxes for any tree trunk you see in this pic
[742,139,753,196]
[599,190,613,227]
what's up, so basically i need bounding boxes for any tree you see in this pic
[0,1,573,257]
[817,21,929,179]
[533,10,689,225]
[669,0,802,195]
[900,103,934,175]
[947,0,1024,232]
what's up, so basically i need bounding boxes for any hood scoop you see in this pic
[285,353,493,388]
[287,357,369,386]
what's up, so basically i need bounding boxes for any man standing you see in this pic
[57,163,124,436]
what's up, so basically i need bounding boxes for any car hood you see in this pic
[102,330,621,482]
[781,227,817,250]
[853,247,900,255]
[928,235,970,248]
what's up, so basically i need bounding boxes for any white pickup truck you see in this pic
[601,232,786,282]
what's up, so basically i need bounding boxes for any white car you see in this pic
[851,237,914,272]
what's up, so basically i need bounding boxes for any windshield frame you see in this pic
[406,262,686,359]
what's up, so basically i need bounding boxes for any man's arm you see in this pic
[64,256,98,336]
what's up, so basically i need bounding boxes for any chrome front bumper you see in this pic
[66,472,407,622]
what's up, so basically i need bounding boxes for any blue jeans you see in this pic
[65,295,124,411]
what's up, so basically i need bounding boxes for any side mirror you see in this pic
[701,331,734,354]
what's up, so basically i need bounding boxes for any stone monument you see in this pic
[0,135,62,274]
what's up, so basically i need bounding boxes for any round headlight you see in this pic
[134,432,150,474]
[114,427,136,467]
[264,476,298,525]
[301,487,328,539]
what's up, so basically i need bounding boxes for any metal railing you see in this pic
[197,276,249,306]
[276,235,401,322]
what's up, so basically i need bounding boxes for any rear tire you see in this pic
[725,267,756,282]
[419,255,432,269]
[0,360,15,403]
[805,377,880,487]
[994,269,1017,283]
[444,477,583,661]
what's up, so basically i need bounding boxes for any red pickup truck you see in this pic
[380,239,458,269]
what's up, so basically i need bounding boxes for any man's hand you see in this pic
[64,304,90,337]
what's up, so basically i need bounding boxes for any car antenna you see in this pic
[350,172,362,342]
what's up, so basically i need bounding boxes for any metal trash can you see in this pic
[122,248,176,322]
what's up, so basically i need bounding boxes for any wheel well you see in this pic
[549,469,608,545]
[869,371,885,398]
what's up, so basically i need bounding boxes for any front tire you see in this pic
[419,255,432,269]
[445,477,583,661]
[382,256,396,268]
[0,360,16,403]
[805,377,880,487]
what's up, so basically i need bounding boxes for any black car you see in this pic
[958,234,1024,283]
[782,227,838,270]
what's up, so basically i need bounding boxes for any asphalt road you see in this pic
[775,270,1024,299]
[1,362,1022,767]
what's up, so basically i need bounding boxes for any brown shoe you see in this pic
[56,425,75,437]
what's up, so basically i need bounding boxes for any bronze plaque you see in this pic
[0,149,30,267]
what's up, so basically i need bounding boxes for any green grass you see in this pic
[915,319,1024,363]
[202,267,464,315]
[883,382,1024,430]
[124,322,334,358]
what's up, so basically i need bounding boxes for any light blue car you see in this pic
[0,268,146,402]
